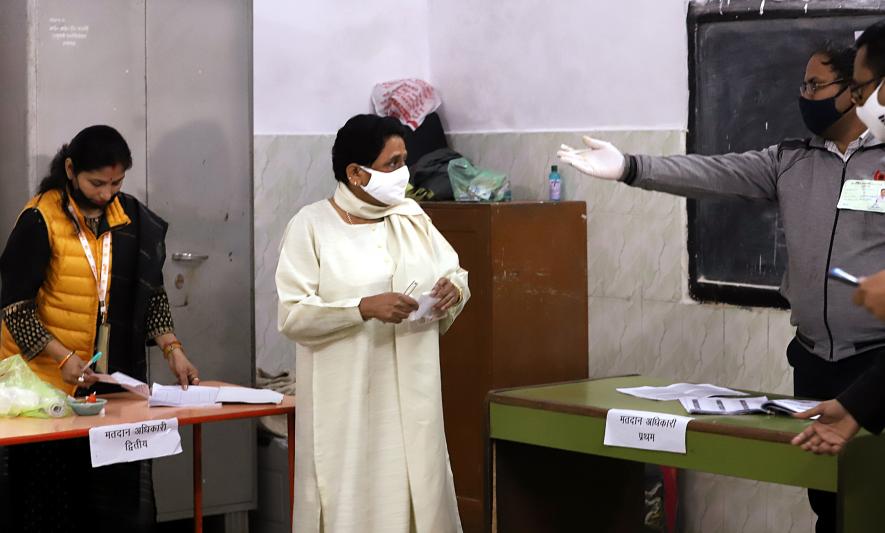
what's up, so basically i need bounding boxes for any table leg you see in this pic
[194,423,203,533]
[288,411,296,526]
[837,436,885,533]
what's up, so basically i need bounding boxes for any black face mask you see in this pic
[798,90,850,137]
[69,179,112,212]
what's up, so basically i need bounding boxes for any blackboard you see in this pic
[687,1,885,307]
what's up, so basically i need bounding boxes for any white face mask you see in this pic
[358,164,410,205]
[856,79,885,141]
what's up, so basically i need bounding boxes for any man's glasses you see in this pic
[799,79,844,97]
[850,77,882,104]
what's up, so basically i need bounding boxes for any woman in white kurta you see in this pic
[276,114,469,533]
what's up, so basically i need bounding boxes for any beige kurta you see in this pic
[276,199,469,533]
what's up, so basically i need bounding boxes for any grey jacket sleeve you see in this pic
[622,147,780,202]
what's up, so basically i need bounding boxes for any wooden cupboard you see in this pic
[422,202,590,532]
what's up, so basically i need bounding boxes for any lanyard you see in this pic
[67,204,111,322]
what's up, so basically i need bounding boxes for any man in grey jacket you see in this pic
[559,44,883,533]
[792,21,885,457]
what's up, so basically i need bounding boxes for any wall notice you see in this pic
[48,17,89,47]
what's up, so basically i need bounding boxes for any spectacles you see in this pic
[799,78,844,97]
[850,77,882,104]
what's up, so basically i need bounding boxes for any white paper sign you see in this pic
[89,418,182,467]
[603,409,692,454]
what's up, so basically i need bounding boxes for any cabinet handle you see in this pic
[172,252,209,262]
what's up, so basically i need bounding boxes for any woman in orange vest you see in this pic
[0,125,200,533]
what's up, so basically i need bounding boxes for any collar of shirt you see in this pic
[824,130,876,162]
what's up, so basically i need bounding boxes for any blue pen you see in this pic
[85,351,103,368]
[76,351,103,387]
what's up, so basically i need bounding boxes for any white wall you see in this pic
[428,0,690,132]
[253,0,431,134]
[253,0,690,134]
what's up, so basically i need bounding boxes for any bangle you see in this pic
[57,350,76,369]
[454,285,463,304]
[162,341,182,360]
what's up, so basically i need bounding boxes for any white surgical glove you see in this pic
[556,136,625,181]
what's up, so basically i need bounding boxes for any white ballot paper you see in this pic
[215,386,285,404]
[604,409,691,454]
[96,371,150,398]
[89,418,182,467]
[149,384,220,407]
[617,383,749,401]
[149,384,284,407]
[409,292,440,322]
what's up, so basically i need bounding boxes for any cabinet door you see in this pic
[423,204,493,532]
[145,0,255,520]
[31,0,147,198]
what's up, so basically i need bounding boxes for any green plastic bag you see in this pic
[0,355,70,418]
[447,157,511,202]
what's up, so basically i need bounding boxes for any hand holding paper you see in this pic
[409,292,441,322]
[430,277,460,312]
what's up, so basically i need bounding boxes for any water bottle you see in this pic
[548,165,561,201]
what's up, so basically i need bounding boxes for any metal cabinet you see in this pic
[0,0,255,523]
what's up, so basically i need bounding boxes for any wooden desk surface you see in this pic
[0,381,295,446]
[488,375,846,491]
[488,375,872,444]
[489,376,885,532]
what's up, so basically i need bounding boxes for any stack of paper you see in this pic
[617,382,820,417]
[149,384,284,407]
[617,383,749,401]
[679,396,820,416]
[679,397,769,415]
[94,372,284,407]
[761,398,820,416]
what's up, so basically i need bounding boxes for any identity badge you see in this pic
[837,179,885,213]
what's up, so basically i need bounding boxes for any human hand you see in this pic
[853,270,885,322]
[790,399,860,455]
[359,293,419,323]
[557,136,625,180]
[61,355,97,387]
[430,277,460,313]
[167,349,200,390]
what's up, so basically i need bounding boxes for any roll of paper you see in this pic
[43,397,67,418]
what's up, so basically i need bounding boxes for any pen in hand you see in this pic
[403,281,418,297]
[77,351,102,384]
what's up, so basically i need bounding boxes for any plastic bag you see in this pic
[371,79,441,130]
[447,157,512,202]
[0,355,70,418]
